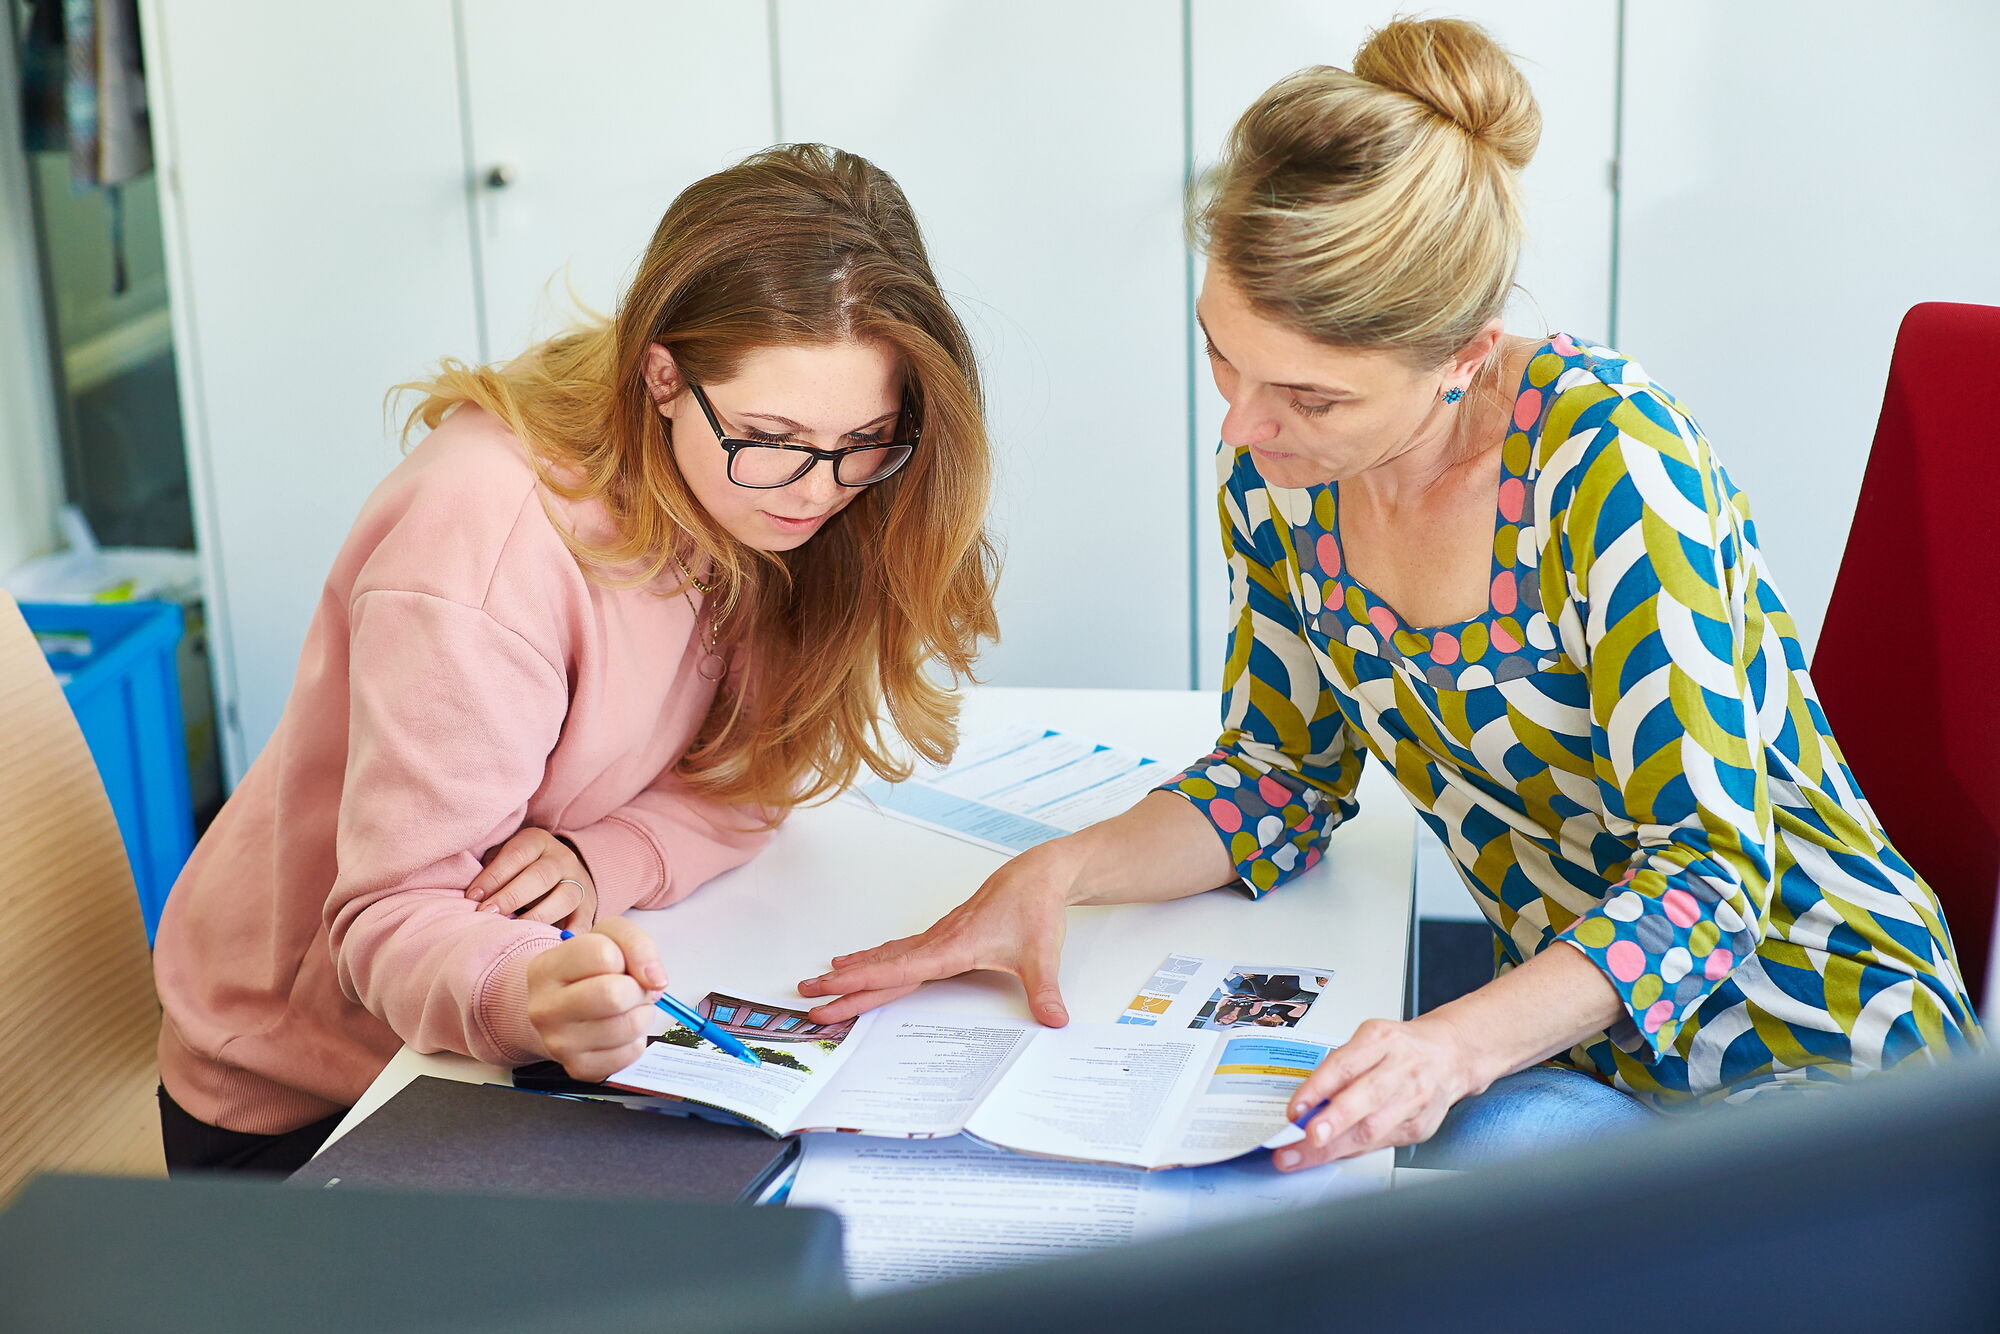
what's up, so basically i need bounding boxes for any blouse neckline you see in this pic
[1281,332,1594,689]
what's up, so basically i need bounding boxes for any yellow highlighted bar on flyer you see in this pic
[1213,1063,1315,1078]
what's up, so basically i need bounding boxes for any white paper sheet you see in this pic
[847,723,1168,853]
[789,1135,1391,1295]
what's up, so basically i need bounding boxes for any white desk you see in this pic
[324,686,1418,1148]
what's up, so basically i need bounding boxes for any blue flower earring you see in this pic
[1441,386,1465,404]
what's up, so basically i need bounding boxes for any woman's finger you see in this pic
[1015,946,1069,1027]
[1287,1041,1384,1121]
[553,1006,656,1055]
[593,917,669,992]
[517,879,585,925]
[800,943,967,1000]
[477,859,561,916]
[1281,1065,1401,1170]
[827,934,927,971]
[467,829,548,900]
[802,984,921,1025]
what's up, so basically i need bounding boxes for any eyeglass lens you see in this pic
[728,443,914,488]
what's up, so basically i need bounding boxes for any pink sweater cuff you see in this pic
[472,935,562,1065]
[563,815,667,921]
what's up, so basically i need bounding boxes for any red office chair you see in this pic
[1812,302,2000,1016]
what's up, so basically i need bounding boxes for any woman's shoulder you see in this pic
[1522,334,1725,520]
[342,406,593,615]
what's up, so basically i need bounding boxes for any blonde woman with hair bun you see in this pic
[152,144,999,1172]
[804,19,1980,1168]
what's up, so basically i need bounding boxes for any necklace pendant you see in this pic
[697,652,728,683]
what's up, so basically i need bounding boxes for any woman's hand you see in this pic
[526,919,667,1083]
[466,827,596,929]
[1277,1013,1490,1171]
[796,843,1081,1027]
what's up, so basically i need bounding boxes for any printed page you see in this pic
[793,1010,1040,1137]
[848,723,1166,854]
[788,1134,1390,1296]
[961,1022,1222,1168]
[606,994,876,1135]
[1159,1031,1335,1168]
[1118,953,1337,1033]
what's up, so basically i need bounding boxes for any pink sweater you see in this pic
[154,408,773,1134]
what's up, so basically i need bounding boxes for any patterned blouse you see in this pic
[1161,333,1982,1107]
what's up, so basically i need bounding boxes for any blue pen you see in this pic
[558,931,762,1066]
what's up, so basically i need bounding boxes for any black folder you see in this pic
[288,1075,795,1204]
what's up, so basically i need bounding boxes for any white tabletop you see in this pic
[323,686,1418,1148]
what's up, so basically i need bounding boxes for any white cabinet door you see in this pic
[774,1,1194,691]
[459,2,776,357]
[143,0,483,781]
[1188,3,1619,687]
[1617,1,2000,649]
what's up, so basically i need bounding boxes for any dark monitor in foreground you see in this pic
[749,1053,2000,1334]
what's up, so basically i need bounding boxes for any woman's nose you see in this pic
[790,459,846,510]
[1219,392,1280,450]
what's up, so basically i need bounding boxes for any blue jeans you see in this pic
[1415,1065,1658,1169]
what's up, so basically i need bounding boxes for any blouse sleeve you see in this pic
[1156,450,1366,898]
[1547,386,1775,1061]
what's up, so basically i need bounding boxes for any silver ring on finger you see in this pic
[554,877,585,897]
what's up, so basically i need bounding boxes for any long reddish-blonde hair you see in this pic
[399,144,1000,814]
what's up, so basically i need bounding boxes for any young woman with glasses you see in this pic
[151,144,998,1173]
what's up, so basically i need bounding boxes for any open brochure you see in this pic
[607,993,1334,1170]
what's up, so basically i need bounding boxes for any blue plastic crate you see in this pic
[24,601,195,944]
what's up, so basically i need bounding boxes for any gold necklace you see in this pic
[670,549,718,594]
[671,551,728,682]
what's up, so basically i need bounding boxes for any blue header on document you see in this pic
[849,723,1166,855]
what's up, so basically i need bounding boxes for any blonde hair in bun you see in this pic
[1193,16,1543,366]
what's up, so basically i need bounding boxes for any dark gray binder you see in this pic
[287,1075,795,1204]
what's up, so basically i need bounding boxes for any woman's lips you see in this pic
[762,510,829,533]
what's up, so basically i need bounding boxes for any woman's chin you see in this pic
[1247,447,1336,489]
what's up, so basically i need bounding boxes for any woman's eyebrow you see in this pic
[1196,312,1353,397]
[739,409,901,433]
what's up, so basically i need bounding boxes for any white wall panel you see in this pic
[1188,2,1619,689]
[1618,1,2000,649]
[144,0,482,779]
[775,1,1193,691]
[460,2,775,356]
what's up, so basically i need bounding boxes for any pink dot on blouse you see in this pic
[1430,631,1460,665]
[1316,534,1342,576]
[1367,604,1400,639]
[1209,799,1243,833]
[1606,940,1646,983]
[1490,624,1521,654]
[1642,1000,1675,1033]
[1304,846,1322,869]
[1663,888,1701,929]
[1258,776,1291,807]
[1550,333,1579,357]
[1490,570,1518,616]
[1704,949,1735,980]
[1497,476,1525,522]
[1513,389,1542,430]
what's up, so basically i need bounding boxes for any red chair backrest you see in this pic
[1812,302,2000,1013]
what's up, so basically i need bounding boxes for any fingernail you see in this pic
[1313,1122,1331,1144]
[1276,1151,1299,1169]
[466,888,485,901]
[647,967,667,988]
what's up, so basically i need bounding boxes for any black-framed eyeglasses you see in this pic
[688,382,920,489]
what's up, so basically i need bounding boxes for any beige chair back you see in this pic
[0,593,166,1199]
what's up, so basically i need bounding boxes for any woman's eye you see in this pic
[1290,399,1335,418]
[746,430,792,444]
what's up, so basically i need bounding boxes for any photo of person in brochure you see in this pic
[1191,970,1330,1032]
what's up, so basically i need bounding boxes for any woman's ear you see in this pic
[642,343,683,412]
